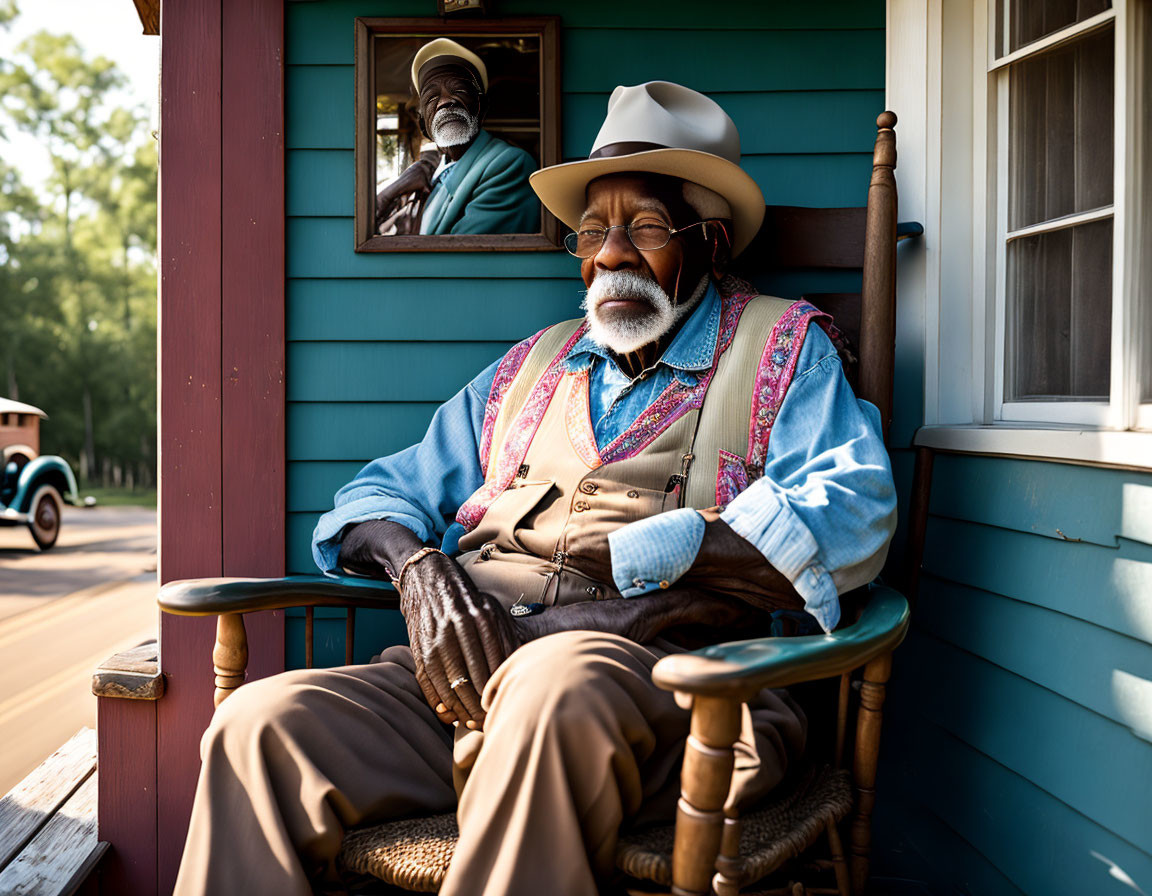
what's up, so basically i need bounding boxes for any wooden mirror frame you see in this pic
[354,16,562,252]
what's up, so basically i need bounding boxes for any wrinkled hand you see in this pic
[375,152,438,221]
[678,509,805,613]
[399,552,522,730]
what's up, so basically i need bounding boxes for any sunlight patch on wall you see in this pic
[1120,484,1152,548]
[1111,669,1152,744]
[1090,850,1148,896]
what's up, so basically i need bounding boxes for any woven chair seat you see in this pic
[338,764,853,893]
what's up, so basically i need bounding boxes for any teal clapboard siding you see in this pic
[879,454,1152,895]
[284,0,887,608]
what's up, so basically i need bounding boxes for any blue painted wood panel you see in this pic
[916,577,1152,734]
[289,461,365,511]
[286,2,884,68]
[288,278,585,341]
[882,454,1152,893]
[885,658,1152,896]
[922,515,1152,644]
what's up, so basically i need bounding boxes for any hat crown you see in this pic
[410,38,489,92]
[590,82,741,164]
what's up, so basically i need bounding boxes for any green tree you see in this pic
[0,25,157,489]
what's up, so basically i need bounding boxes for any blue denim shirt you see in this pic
[312,282,896,632]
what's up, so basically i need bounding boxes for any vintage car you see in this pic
[0,397,79,550]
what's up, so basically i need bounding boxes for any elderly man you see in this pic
[174,82,896,896]
[375,38,539,235]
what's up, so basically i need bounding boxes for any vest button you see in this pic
[626,490,639,499]
[574,500,591,512]
[580,482,598,494]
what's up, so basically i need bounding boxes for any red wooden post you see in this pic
[97,699,158,895]
[93,1,286,893]
[154,0,224,888]
[220,0,286,685]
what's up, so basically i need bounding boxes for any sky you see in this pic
[0,0,159,190]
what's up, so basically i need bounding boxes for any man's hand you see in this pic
[678,511,805,613]
[399,551,521,730]
[338,519,519,729]
[375,151,438,224]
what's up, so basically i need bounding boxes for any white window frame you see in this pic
[887,0,1152,470]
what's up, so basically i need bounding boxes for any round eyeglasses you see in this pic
[563,220,710,258]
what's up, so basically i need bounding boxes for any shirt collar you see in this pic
[432,129,490,188]
[564,280,722,376]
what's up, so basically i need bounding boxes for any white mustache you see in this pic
[583,271,669,311]
[581,271,675,355]
[429,106,479,146]
[433,107,469,126]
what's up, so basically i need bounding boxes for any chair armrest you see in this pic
[652,583,909,699]
[158,574,400,616]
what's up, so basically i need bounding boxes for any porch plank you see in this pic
[0,773,105,896]
[0,728,96,871]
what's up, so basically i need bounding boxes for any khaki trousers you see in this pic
[173,631,805,896]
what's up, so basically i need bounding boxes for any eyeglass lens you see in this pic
[565,222,672,257]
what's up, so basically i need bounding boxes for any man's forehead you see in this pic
[580,175,675,221]
[419,65,478,93]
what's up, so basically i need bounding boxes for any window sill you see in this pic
[913,424,1152,472]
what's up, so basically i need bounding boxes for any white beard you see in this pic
[580,271,683,355]
[430,107,480,147]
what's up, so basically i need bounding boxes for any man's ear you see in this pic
[708,220,733,277]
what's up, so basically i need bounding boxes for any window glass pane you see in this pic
[1009,26,1113,230]
[1006,218,1112,401]
[998,0,1111,55]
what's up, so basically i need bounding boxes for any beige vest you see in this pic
[456,285,826,611]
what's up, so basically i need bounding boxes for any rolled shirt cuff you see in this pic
[311,501,435,576]
[608,507,706,598]
[720,496,841,633]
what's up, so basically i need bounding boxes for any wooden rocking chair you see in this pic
[159,112,920,896]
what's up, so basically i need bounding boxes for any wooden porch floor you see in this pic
[0,728,106,895]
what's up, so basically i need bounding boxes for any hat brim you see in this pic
[529,148,766,255]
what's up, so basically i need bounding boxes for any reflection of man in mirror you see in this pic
[375,38,539,236]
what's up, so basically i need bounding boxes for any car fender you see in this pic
[2,444,38,466]
[12,456,79,512]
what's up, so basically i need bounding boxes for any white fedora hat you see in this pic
[530,81,765,254]
[410,38,488,92]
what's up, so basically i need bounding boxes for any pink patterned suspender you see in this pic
[715,300,832,506]
[477,328,547,474]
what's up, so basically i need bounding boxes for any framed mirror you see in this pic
[354,17,561,252]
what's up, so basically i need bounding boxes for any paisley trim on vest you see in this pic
[597,283,759,464]
[458,324,588,532]
[565,368,603,470]
[710,301,831,506]
[746,301,831,472]
[715,448,750,506]
[479,328,547,473]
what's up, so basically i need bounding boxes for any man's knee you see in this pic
[200,669,317,761]
[485,631,661,733]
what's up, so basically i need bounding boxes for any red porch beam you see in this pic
[96,1,286,893]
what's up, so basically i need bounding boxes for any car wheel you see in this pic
[28,485,63,550]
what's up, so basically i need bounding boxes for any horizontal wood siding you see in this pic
[284,0,888,625]
[880,453,1152,894]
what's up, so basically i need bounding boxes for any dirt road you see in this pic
[0,506,157,793]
